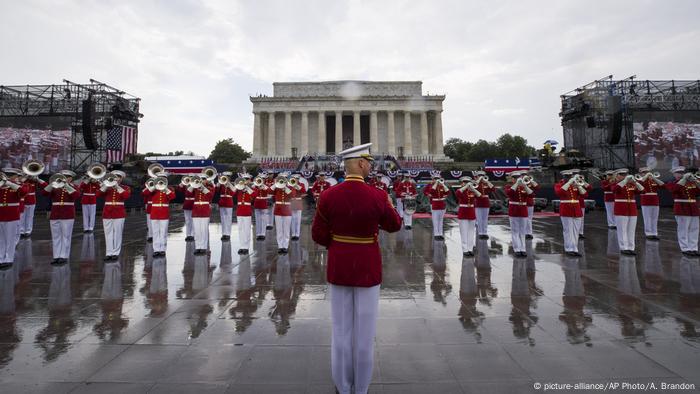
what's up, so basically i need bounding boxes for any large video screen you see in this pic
[634,121,700,172]
[0,127,72,172]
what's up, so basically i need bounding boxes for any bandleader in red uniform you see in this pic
[504,172,532,256]
[555,170,585,256]
[666,167,700,255]
[423,175,450,238]
[79,178,100,232]
[454,176,480,256]
[144,182,175,257]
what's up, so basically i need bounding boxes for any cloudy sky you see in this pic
[2,0,698,157]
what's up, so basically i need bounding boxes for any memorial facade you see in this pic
[249,81,446,160]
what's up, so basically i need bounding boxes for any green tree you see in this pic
[208,138,251,164]
[444,138,473,162]
[496,134,536,158]
[466,139,500,162]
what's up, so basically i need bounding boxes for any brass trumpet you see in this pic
[288,177,298,188]
[253,176,264,187]
[0,173,7,187]
[218,175,230,186]
[522,175,533,185]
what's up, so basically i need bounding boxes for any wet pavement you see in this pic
[0,209,699,393]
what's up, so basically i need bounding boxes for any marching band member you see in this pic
[265,172,275,230]
[97,171,131,260]
[41,170,80,264]
[555,170,585,256]
[142,181,153,242]
[79,175,100,233]
[613,168,643,255]
[600,170,616,229]
[638,167,663,240]
[252,173,269,240]
[311,143,401,394]
[0,169,26,269]
[234,174,256,254]
[505,172,533,257]
[217,172,235,241]
[666,167,699,256]
[372,173,388,193]
[571,169,591,239]
[454,176,480,256]
[392,172,406,219]
[423,175,450,239]
[177,177,195,242]
[474,170,494,239]
[189,175,214,255]
[395,172,417,229]
[143,177,175,257]
[523,173,540,240]
[289,173,306,241]
[20,166,45,238]
[272,175,293,254]
[3,169,28,246]
[311,173,332,201]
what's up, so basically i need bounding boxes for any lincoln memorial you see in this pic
[249,81,446,160]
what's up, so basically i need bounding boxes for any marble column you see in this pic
[253,112,261,156]
[434,110,444,155]
[335,111,343,154]
[318,111,326,154]
[387,111,395,155]
[284,111,292,157]
[403,111,413,156]
[301,111,309,156]
[353,111,361,145]
[420,111,429,155]
[369,111,378,153]
[267,112,276,156]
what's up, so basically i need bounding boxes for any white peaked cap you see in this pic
[338,143,374,161]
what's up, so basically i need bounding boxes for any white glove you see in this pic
[7,181,20,190]
[164,187,172,195]
[44,185,54,192]
[148,185,156,192]
[116,185,124,193]
[100,185,108,192]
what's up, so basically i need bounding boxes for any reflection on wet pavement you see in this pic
[0,210,698,393]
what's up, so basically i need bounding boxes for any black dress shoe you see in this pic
[241,249,249,255]
[221,235,230,241]
[525,234,533,240]
[609,226,617,230]
[266,226,273,230]
[237,249,244,255]
[147,237,153,243]
[291,236,299,241]
[463,251,474,257]
[185,236,194,241]
[479,235,489,239]
[0,263,13,270]
[578,234,585,239]
[256,236,265,241]
[405,225,412,230]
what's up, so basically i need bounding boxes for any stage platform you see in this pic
[0,209,698,393]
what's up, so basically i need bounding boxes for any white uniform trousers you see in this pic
[275,215,292,249]
[403,210,413,227]
[146,214,153,238]
[675,215,700,252]
[151,219,169,253]
[254,209,267,237]
[615,215,637,251]
[0,220,19,263]
[103,218,125,256]
[561,216,582,252]
[237,215,252,250]
[641,205,659,237]
[330,284,380,394]
[291,210,302,238]
[476,207,489,235]
[193,217,210,250]
[526,206,535,235]
[604,202,616,227]
[431,209,445,236]
[396,198,404,218]
[266,206,274,228]
[20,204,36,234]
[458,219,476,253]
[82,204,96,231]
[219,207,233,237]
[183,209,194,238]
[579,208,585,235]
[509,216,527,253]
[50,219,74,259]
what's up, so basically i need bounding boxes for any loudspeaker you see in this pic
[585,116,596,128]
[82,98,96,149]
[607,112,623,145]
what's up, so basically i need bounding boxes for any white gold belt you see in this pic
[194,202,209,205]
[614,199,634,203]
[459,204,474,208]
[604,192,613,194]
[675,199,697,203]
[239,202,251,206]
[83,193,96,196]
[432,198,446,201]
[643,193,657,196]
[560,200,579,203]
[152,203,169,207]
[53,202,74,206]
[509,201,527,206]
[275,202,290,205]
[0,203,19,207]
[104,202,124,206]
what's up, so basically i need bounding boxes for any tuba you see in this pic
[155,176,168,191]
[22,160,45,177]
[87,163,107,180]
[102,174,118,188]
[233,177,246,191]
[49,173,67,189]
[147,163,165,178]
[202,166,217,182]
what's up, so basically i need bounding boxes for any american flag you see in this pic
[106,125,138,163]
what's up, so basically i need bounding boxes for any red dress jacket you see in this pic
[395,181,417,199]
[454,188,477,220]
[505,184,530,217]
[601,180,615,202]
[22,179,45,206]
[253,185,269,210]
[291,184,306,211]
[80,181,100,205]
[554,181,583,218]
[311,175,402,287]
[178,185,194,210]
[191,187,214,218]
[640,178,661,206]
[273,188,293,216]
[97,186,131,219]
[423,183,450,210]
[474,182,494,208]
[41,186,81,220]
[0,186,26,222]
[578,184,592,209]
[142,189,152,215]
[217,184,235,208]
[144,188,175,220]
[526,183,540,207]
[613,183,640,216]
[666,180,700,216]
[235,189,257,216]
[311,180,332,200]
